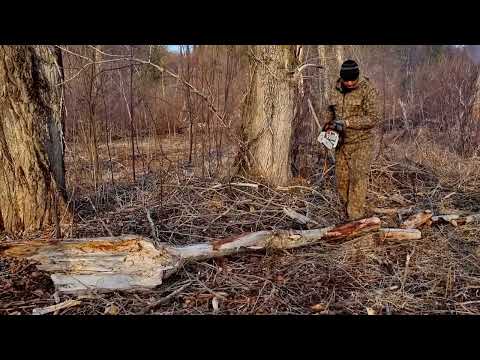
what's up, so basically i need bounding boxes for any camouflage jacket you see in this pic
[324,76,381,144]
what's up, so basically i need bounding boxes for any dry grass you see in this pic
[1,132,480,315]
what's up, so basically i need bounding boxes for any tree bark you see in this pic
[88,45,101,189]
[240,45,299,186]
[317,45,344,110]
[0,46,68,234]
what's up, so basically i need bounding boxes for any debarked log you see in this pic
[379,228,422,241]
[0,218,382,294]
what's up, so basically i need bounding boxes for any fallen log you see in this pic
[400,210,432,229]
[0,218,381,294]
[173,217,381,261]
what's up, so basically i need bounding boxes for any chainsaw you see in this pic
[317,105,345,150]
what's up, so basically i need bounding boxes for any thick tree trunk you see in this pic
[240,45,298,186]
[0,46,68,234]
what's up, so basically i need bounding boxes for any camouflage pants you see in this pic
[335,141,374,221]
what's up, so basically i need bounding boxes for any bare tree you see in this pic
[0,46,69,234]
[87,45,101,190]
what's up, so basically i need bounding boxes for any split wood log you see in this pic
[400,210,432,229]
[0,217,381,294]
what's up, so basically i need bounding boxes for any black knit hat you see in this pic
[340,59,360,81]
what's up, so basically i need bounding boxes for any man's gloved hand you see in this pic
[323,118,346,132]
[332,118,346,133]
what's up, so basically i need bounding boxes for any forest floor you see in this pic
[1,131,480,315]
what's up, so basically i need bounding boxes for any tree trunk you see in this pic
[317,45,344,110]
[0,45,68,235]
[240,45,298,186]
[88,45,101,190]
[469,69,480,151]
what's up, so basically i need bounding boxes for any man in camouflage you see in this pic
[323,60,381,220]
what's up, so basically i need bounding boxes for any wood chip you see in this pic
[311,303,326,312]
[212,297,219,313]
[366,307,377,315]
[104,304,120,315]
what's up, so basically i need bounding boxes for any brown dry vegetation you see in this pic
[2,129,480,315]
[1,45,480,315]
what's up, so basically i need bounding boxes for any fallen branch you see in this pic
[379,228,422,241]
[145,207,158,243]
[432,214,461,226]
[172,217,381,261]
[431,212,480,226]
[283,207,319,226]
[465,213,480,224]
[137,281,191,315]
[229,182,259,189]
[32,299,81,315]
[371,207,413,216]
[401,210,432,229]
